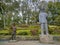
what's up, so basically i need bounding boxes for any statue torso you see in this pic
[39,12,47,23]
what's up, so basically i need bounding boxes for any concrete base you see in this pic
[39,35,54,43]
[8,40,17,43]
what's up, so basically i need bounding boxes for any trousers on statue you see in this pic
[40,23,49,35]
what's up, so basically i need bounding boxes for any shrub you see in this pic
[0,33,4,35]
[53,29,60,35]
[48,28,54,34]
[17,31,28,35]
[4,33,9,35]
[19,24,29,28]
[0,32,9,35]
[48,26,60,35]
[30,29,39,36]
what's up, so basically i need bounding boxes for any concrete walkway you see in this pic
[0,41,59,45]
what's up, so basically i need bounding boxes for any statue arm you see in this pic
[45,13,48,20]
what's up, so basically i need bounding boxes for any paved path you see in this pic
[0,41,59,45]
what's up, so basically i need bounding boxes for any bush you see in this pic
[19,24,29,28]
[53,29,60,35]
[49,26,60,35]
[29,25,40,29]
[48,28,54,34]
[17,31,28,35]
[30,29,39,36]
[0,30,10,35]
[0,33,4,35]
[3,33,9,35]
[0,33,9,35]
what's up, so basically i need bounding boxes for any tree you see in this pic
[54,15,60,26]
[0,0,20,28]
[48,2,60,25]
[0,1,7,29]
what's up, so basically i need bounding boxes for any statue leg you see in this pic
[41,23,44,35]
[45,23,49,35]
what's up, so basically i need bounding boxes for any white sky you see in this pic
[16,0,54,2]
[40,0,52,2]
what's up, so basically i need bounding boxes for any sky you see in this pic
[16,0,54,2]
[45,0,49,2]
[40,0,49,2]
[40,0,53,2]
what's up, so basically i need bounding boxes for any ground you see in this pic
[0,41,59,45]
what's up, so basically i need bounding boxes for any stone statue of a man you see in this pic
[39,1,49,35]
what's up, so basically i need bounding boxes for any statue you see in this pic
[27,0,54,43]
[39,1,49,35]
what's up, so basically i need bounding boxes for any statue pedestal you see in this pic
[39,35,54,43]
[9,40,17,43]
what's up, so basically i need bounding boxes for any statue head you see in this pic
[40,1,48,12]
[40,7,46,12]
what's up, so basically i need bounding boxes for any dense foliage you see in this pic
[0,0,60,29]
